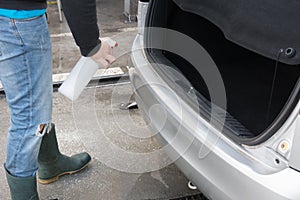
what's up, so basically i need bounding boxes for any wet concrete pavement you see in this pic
[0,0,202,199]
[0,83,200,200]
[0,84,199,200]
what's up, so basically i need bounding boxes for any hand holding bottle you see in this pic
[92,37,118,68]
[58,37,118,101]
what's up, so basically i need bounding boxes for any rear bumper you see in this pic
[129,34,300,200]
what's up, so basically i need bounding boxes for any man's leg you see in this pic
[38,123,91,184]
[0,14,91,199]
[0,14,52,199]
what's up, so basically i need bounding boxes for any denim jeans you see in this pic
[0,15,52,177]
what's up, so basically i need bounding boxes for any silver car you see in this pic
[130,0,300,199]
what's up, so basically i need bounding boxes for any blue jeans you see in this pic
[0,15,52,177]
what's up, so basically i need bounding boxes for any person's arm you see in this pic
[61,0,101,57]
[60,0,116,67]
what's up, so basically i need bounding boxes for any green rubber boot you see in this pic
[5,167,39,200]
[38,124,91,184]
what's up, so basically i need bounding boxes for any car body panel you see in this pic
[130,1,300,199]
[289,116,300,171]
[130,33,300,199]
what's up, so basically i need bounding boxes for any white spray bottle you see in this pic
[58,37,117,101]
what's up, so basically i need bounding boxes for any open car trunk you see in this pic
[145,0,300,144]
